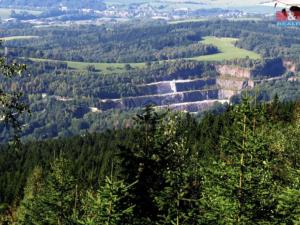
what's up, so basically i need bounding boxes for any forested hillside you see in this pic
[0,20,300,142]
[3,20,300,64]
[0,98,299,224]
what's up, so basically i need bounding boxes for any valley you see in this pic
[0,19,299,141]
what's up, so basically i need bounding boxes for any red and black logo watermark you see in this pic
[276,6,300,26]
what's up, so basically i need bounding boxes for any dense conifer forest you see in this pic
[0,97,300,224]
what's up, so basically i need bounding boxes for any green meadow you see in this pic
[168,18,208,24]
[29,58,145,73]
[189,36,261,61]
[168,17,261,24]
[0,36,39,41]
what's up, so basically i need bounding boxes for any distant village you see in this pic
[1,3,255,27]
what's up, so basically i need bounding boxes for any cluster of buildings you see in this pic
[1,3,256,26]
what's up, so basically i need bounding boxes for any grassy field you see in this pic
[169,17,261,24]
[28,36,260,73]
[168,18,208,24]
[228,17,262,21]
[0,8,42,19]
[0,36,39,41]
[29,58,145,73]
[189,36,261,61]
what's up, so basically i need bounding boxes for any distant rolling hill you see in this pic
[104,0,273,13]
[0,0,106,10]
[105,0,265,7]
[161,0,264,7]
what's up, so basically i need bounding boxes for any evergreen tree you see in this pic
[118,105,166,222]
[200,97,278,224]
[118,106,195,223]
[0,47,27,146]
[79,176,135,225]
[21,157,78,225]
[273,102,300,224]
[155,157,203,225]
[16,166,44,224]
[154,113,201,225]
[276,170,300,224]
